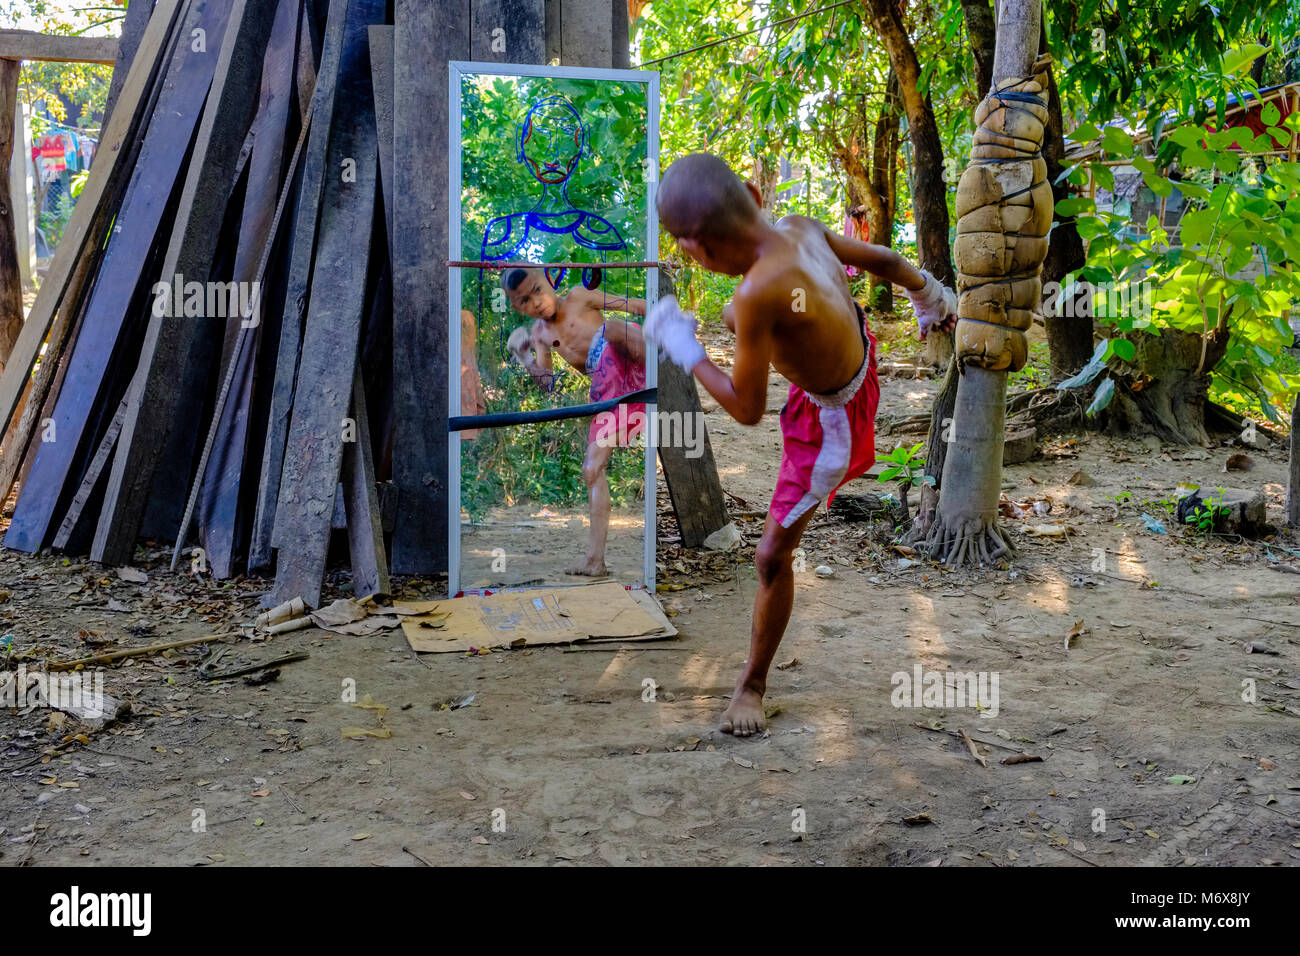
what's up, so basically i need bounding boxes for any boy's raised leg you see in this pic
[568,439,615,576]
[722,507,816,736]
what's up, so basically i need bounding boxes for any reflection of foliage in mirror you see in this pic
[458,73,650,517]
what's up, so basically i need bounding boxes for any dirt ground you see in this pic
[2,314,1298,867]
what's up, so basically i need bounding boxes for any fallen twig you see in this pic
[50,634,229,671]
[912,721,1026,753]
[402,845,434,867]
[958,728,988,768]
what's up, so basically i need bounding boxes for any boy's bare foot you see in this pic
[720,686,766,737]
[566,556,608,576]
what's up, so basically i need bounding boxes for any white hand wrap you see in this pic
[906,270,957,340]
[645,295,706,372]
[507,326,532,364]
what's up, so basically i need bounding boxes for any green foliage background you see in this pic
[458,74,651,518]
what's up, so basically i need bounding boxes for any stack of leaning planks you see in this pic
[0,0,415,608]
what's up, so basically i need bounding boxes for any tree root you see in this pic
[908,514,1015,568]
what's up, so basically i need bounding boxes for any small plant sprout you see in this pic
[876,441,932,521]
[1188,487,1232,534]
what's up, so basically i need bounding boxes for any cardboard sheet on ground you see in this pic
[398,583,675,653]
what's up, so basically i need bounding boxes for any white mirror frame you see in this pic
[447,60,660,597]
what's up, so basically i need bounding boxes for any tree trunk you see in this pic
[960,0,996,96]
[0,60,25,372]
[1105,327,1229,445]
[921,354,958,485]
[864,0,955,286]
[868,69,900,311]
[755,151,780,213]
[1038,21,1092,380]
[910,0,1049,566]
[1287,392,1299,528]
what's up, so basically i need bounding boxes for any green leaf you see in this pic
[1110,338,1136,362]
[1056,197,1095,217]
[1102,126,1133,156]
[1170,126,1205,149]
[1260,102,1281,127]
[1143,172,1173,197]
[1093,163,1115,192]
[1175,181,1211,201]
[878,466,903,483]
[1221,43,1268,77]
[1072,121,1101,142]
[1180,145,1213,169]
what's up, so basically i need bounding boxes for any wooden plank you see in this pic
[195,0,303,579]
[92,0,283,566]
[103,0,155,124]
[8,93,33,288]
[267,0,384,607]
[0,59,23,369]
[0,2,183,515]
[390,0,467,575]
[4,0,225,555]
[543,0,560,63]
[342,367,389,599]
[654,270,728,547]
[249,0,352,570]
[51,399,127,550]
[470,0,544,61]
[367,25,393,253]
[0,0,184,445]
[558,0,613,67]
[0,30,119,64]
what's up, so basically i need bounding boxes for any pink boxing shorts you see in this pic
[587,325,646,447]
[770,304,880,528]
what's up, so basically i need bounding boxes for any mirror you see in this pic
[449,65,658,594]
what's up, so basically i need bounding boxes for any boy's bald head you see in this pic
[501,266,541,293]
[657,153,761,241]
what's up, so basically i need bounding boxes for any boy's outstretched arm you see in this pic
[822,224,927,290]
[508,322,555,388]
[645,291,771,426]
[820,222,958,339]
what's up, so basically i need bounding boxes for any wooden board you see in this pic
[196,0,304,579]
[51,399,127,550]
[4,0,228,554]
[103,0,156,125]
[92,0,283,566]
[366,25,393,254]
[342,368,389,600]
[249,0,352,571]
[557,0,614,68]
[470,0,544,61]
[654,271,728,547]
[0,0,184,445]
[267,0,384,607]
[0,2,185,515]
[0,30,119,64]
[390,0,468,575]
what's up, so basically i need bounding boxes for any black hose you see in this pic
[449,388,658,431]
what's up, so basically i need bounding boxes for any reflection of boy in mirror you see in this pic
[481,94,627,289]
[501,267,646,577]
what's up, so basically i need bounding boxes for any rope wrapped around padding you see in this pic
[952,72,1054,372]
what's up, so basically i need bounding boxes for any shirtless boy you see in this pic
[502,267,647,576]
[645,153,956,736]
